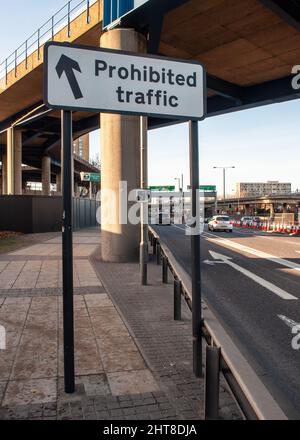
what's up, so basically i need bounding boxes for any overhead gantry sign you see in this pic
[44,42,206,120]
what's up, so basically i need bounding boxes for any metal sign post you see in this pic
[189,120,202,377]
[61,110,75,393]
[139,116,148,285]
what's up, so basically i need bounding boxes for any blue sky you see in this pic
[1,0,300,195]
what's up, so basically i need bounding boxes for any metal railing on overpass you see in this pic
[148,226,288,420]
[0,0,98,86]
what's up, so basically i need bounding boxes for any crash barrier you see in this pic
[233,220,300,235]
[148,226,287,420]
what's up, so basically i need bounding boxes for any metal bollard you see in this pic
[153,237,157,255]
[149,233,153,246]
[156,243,161,265]
[140,242,148,286]
[174,279,181,320]
[162,256,168,283]
[205,345,221,420]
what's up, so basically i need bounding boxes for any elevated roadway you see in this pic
[1,0,300,151]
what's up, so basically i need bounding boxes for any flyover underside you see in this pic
[1,0,300,132]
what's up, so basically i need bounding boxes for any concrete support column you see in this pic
[14,131,22,195]
[74,180,79,197]
[100,29,147,262]
[42,156,51,196]
[56,171,62,194]
[1,154,7,195]
[7,128,22,195]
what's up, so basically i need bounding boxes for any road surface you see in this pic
[153,224,300,419]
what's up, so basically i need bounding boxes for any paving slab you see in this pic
[0,259,101,291]
[3,378,57,405]
[0,381,6,403]
[107,370,159,396]
[11,243,99,258]
[58,375,110,398]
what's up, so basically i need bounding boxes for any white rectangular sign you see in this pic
[44,42,206,120]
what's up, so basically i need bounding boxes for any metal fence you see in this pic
[0,0,98,86]
[0,195,99,233]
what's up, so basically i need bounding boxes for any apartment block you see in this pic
[73,134,90,162]
[236,181,291,197]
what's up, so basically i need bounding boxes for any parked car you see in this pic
[208,215,233,232]
[241,216,253,226]
[252,216,261,224]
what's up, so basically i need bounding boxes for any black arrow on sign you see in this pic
[56,55,83,100]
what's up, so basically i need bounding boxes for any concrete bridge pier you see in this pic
[56,171,62,195]
[268,203,274,218]
[1,154,7,195]
[6,128,22,195]
[42,156,51,196]
[100,28,147,262]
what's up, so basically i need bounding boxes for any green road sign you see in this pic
[200,185,216,191]
[80,172,101,182]
[149,185,175,191]
[187,185,216,191]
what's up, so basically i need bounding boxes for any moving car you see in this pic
[208,215,233,232]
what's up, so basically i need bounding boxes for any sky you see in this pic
[1,0,300,195]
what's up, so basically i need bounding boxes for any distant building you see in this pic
[236,181,291,197]
[73,134,89,162]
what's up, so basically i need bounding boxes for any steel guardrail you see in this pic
[148,225,288,420]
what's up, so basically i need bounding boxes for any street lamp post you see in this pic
[175,176,185,224]
[174,177,181,191]
[213,166,235,202]
[232,189,240,214]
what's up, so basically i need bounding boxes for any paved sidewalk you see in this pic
[0,228,241,420]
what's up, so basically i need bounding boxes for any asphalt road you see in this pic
[153,224,300,419]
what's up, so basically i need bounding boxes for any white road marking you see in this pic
[203,259,225,265]
[204,231,300,271]
[233,230,274,240]
[234,229,300,245]
[171,224,187,232]
[209,250,298,300]
[277,314,299,329]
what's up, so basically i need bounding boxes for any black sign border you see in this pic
[44,41,207,121]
